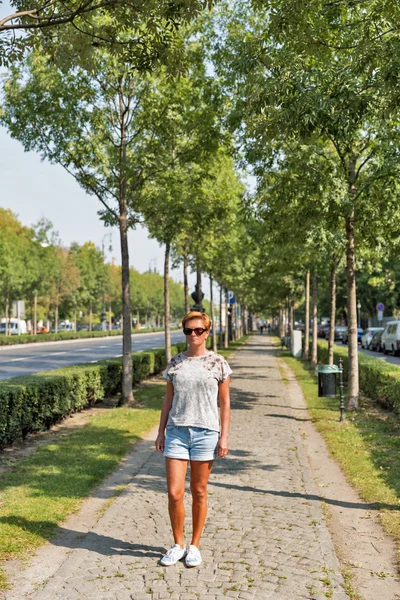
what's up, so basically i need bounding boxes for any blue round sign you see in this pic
[376,302,385,311]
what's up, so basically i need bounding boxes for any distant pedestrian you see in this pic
[155,311,232,568]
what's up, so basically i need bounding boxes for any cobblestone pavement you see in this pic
[18,336,349,599]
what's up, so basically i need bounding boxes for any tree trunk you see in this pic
[243,305,247,335]
[290,299,295,332]
[110,303,113,331]
[74,304,77,332]
[303,270,310,360]
[117,99,133,406]
[164,241,171,363]
[219,285,224,350]
[233,303,237,341]
[183,255,190,315]
[210,275,217,352]
[311,271,318,369]
[89,300,92,332]
[55,294,59,333]
[346,208,359,409]
[279,306,285,339]
[328,261,337,365]
[224,288,229,348]
[5,296,9,336]
[34,293,37,335]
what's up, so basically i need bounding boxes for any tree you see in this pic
[0,209,31,332]
[0,47,159,403]
[47,247,81,331]
[209,0,400,408]
[136,53,225,360]
[70,242,106,328]
[0,1,218,66]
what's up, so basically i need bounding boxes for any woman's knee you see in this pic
[168,487,184,504]
[191,484,207,502]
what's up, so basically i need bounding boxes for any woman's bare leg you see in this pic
[190,460,213,548]
[165,458,188,547]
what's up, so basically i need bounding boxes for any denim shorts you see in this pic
[164,425,219,461]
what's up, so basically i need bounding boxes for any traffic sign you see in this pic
[378,310,383,321]
[376,302,385,312]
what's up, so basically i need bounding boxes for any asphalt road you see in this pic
[0,331,185,380]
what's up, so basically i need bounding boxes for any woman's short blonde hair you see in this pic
[182,311,211,331]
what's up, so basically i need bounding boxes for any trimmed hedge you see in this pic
[317,341,400,414]
[0,327,179,346]
[0,342,186,449]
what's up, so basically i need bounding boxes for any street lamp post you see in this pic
[357,300,361,328]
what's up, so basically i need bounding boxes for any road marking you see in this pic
[9,357,27,362]
[75,348,90,352]
[114,354,122,358]
[90,360,98,363]
[46,352,67,356]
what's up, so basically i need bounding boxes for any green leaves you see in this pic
[0,0,219,68]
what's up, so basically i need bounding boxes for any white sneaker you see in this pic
[185,545,202,567]
[160,544,187,566]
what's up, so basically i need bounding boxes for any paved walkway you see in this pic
[9,336,349,600]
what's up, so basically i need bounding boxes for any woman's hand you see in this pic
[217,436,229,458]
[155,432,165,453]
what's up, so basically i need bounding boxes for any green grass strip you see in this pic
[280,353,400,561]
[0,383,164,587]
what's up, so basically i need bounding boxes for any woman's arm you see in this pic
[217,375,231,458]
[155,382,174,453]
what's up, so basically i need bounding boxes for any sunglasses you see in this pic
[183,327,207,336]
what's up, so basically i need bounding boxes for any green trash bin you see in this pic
[317,364,341,398]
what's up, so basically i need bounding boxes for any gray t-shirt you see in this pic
[163,351,232,432]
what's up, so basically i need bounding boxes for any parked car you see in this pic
[0,318,27,335]
[320,324,331,338]
[370,330,384,352]
[342,328,363,344]
[59,321,74,331]
[333,326,347,341]
[360,327,384,349]
[381,320,400,355]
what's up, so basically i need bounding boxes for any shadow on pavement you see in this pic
[0,515,167,557]
[264,412,313,423]
[208,480,400,512]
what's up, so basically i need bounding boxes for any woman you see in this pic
[155,311,232,568]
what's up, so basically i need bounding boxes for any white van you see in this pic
[381,321,400,355]
[59,321,74,331]
[0,318,27,335]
